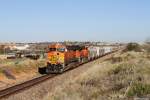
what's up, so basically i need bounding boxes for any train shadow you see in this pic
[38,67,47,74]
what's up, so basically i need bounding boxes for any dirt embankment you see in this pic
[0,59,46,90]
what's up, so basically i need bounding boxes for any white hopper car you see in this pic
[103,46,113,54]
[88,46,114,60]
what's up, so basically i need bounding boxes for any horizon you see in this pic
[0,41,144,44]
[0,0,150,42]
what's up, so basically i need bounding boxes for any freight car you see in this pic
[88,46,105,60]
[42,43,115,74]
[103,47,113,54]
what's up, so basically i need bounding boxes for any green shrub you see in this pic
[110,63,134,75]
[127,83,150,97]
[124,43,141,52]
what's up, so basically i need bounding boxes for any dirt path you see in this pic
[2,53,117,100]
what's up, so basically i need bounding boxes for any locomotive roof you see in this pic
[48,44,86,51]
[66,45,86,51]
[48,43,65,48]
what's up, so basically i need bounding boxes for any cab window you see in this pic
[57,48,65,52]
[49,48,56,51]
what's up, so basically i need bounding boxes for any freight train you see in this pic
[42,43,117,74]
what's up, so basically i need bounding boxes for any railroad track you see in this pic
[0,50,118,99]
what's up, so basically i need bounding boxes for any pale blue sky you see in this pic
[0,0,150,42]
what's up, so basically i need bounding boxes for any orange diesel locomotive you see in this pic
[46,43,88,73]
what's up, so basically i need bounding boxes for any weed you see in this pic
[127,83,150,97]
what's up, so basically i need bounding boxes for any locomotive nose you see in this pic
[48,52,58,64]
[48,52,64,64]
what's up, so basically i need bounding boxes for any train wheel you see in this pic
[45,68,50,74]
[81,58,84,63]
[59,69,64,73]
[59,64,65,73]
[78,57,81,63]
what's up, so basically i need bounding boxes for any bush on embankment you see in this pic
[124,43,141,52]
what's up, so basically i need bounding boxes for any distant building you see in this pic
[11,44,30,50]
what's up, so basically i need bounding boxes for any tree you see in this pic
[145,37,150,44]
[124,43,141,52]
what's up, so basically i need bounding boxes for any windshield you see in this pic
[49,48,65,52]
[57,48,65,52]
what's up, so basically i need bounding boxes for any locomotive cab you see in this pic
[46,44,66,73]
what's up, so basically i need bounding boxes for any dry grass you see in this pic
[0,58,46,89]
[0,59,46,75]
[44,51,150,100]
